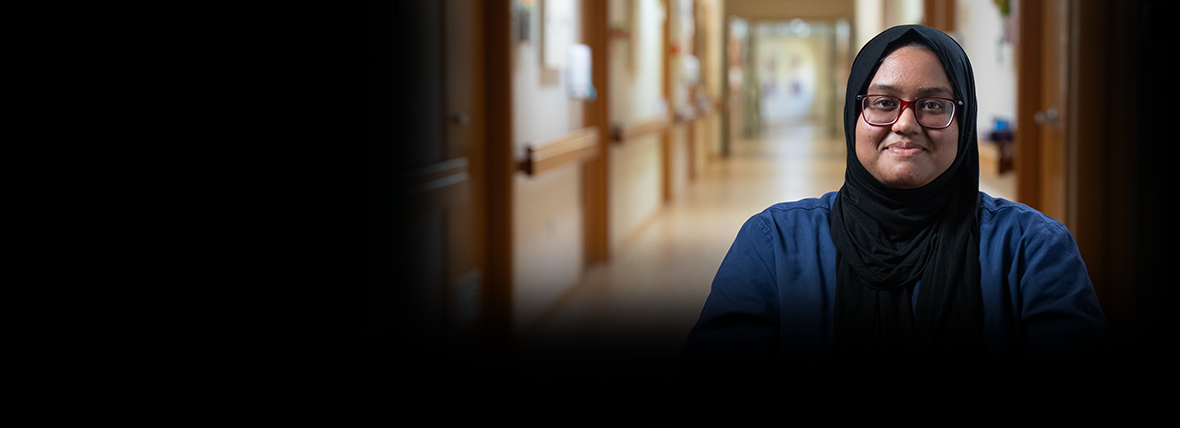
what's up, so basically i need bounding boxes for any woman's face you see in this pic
[855,46,959,189]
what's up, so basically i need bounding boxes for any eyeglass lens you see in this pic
[861,95,956,128]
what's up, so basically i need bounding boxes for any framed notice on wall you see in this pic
[542,0,576,70]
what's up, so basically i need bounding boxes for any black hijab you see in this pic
[829,25,983,357]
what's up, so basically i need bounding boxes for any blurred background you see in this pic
[383,0,1170,376]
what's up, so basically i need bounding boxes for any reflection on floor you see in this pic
[513,125,1016,376]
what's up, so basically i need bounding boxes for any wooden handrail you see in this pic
[675,98,720,123]
[518,126,600,176]
[610,116,671,144]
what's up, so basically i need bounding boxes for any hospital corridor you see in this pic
[389,0,1170,378]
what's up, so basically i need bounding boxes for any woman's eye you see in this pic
[919,100,945,111]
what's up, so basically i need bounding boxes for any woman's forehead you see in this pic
[867,47,953,97]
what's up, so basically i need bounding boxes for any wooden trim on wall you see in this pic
[923,0,956,33]
[582,0,609,263]
[518,127,600,176]
[482,0,514,352]
[661,0,673,202]
[1014,0,1041,210]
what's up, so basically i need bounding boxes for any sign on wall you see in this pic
[542,0,576,70]
[566,43,594,100]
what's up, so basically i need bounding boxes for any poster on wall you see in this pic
[542,0,576,70]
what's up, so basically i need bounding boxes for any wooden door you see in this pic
[1036,0,1069,224]
[1015,0,1111,301]
[1016,0,1174,362]
[399,0,488,355]
[1016,0,1068,224]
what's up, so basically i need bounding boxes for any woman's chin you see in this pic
[877,169,934,189]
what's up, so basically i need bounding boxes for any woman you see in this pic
[682,25,1108,366]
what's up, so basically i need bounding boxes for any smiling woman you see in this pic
[682,25,1108,372]
[855,44,959,189]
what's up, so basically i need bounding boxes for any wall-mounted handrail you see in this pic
[674,97,720,124]
[518,126,600,176]
[610,116,671,144]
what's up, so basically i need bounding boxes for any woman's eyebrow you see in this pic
[867,84,954,97]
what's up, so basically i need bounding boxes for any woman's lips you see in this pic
[886,142,925,156]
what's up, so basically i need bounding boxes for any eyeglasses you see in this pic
[857,95,962,129]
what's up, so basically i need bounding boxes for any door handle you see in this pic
[449,112,470,127]
[1034,108,1058,124]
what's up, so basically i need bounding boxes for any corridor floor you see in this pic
[513,124,1014,375]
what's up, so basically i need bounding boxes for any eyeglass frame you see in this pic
[856,94,963,130]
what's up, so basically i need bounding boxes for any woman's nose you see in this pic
[891,105,921,133]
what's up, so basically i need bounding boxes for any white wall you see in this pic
[884,0,923,28]
[511,0,586,331]
[855,0,884,51]
[608,0,665,250]
[609,0,667,122]
[854,0,922,52]
[954,0,1016,132]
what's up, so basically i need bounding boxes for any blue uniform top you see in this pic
[683,191,1109,363]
